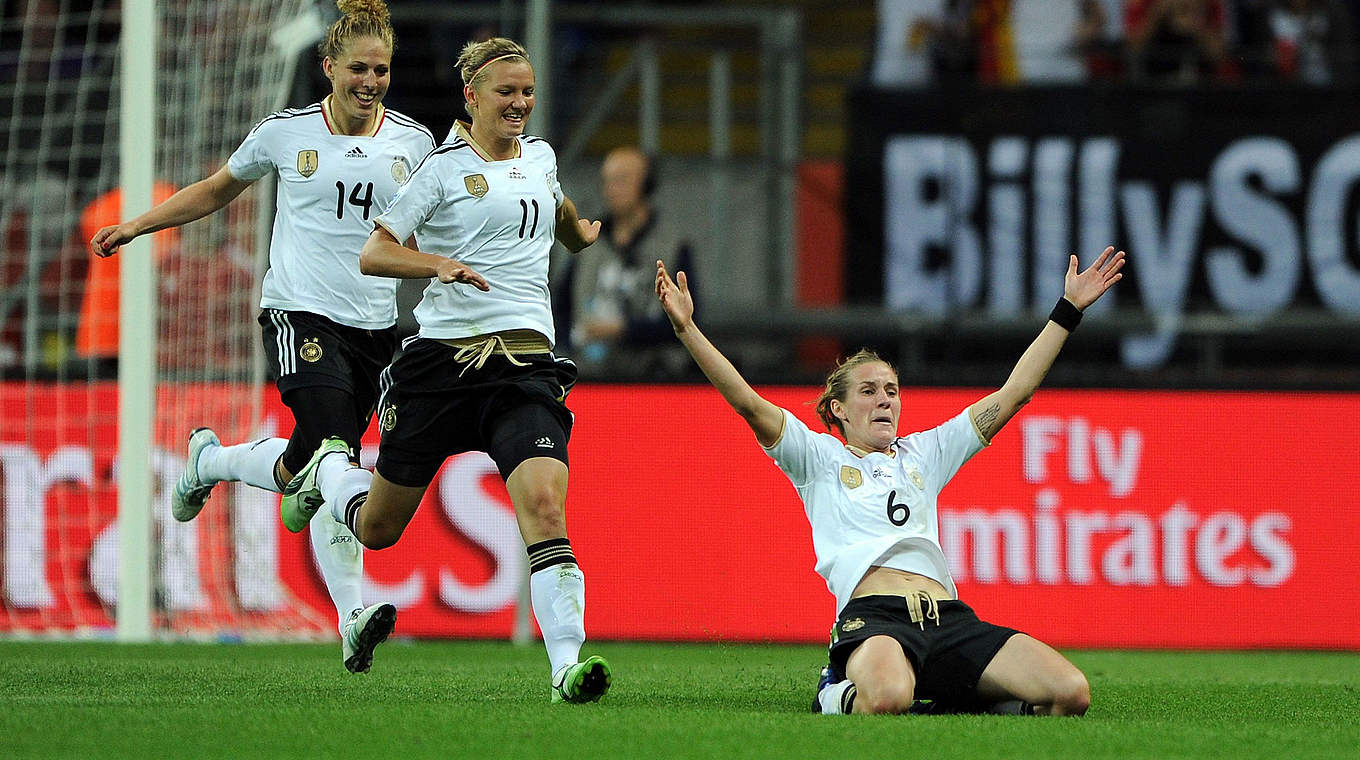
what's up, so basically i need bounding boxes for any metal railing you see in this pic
[389,2,803,308]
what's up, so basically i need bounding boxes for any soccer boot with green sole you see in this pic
[280,437,349,532]
[550,655,612,704]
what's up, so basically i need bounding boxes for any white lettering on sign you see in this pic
[881,135,1360,367]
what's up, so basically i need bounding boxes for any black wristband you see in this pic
[1049,297,1083,332]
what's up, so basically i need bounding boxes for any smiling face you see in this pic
[829,361,901,453]
[466,59,534,144]
[323,35,391,134]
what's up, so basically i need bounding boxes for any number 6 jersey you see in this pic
[765,407,988,615]
[227,97,435,329]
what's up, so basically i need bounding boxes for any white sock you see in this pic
[317,454,372,528]
[817,680,857,715]
[530,563,586,677]
[197,437,288,492]
[307,506,365,635]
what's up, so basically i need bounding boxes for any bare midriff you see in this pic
[850,566,952,600]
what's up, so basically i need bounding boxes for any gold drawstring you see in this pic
[905,590,940,631]
[451,334,530,377]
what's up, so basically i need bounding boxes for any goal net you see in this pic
[0,0,333,638]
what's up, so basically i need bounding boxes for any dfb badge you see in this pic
[299,338,322,363]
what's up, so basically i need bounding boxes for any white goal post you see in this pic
[1,0,324,640]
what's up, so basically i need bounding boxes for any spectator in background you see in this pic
[973,0,1098,84]
[567,145,696,379]
[1125,0,1238,83]
[1266,0,1355,85]
[873,0,1114,86]
[871,0,949,85]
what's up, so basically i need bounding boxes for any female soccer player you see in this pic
[88,0,432,674]
[654,247,1125,716]
[280,37,611,704]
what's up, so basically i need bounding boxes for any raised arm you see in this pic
[89,166,252,257]
[969,246,1125,442]
[657,260,784,447]
[554,194,601,254]
[361,225,490,290]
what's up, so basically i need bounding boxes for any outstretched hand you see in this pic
[435,257,490,291]
[90,224,134,258]
[1064,246,1125,310]
[655,259,694,333]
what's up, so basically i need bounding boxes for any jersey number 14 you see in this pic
[335,181,375,220]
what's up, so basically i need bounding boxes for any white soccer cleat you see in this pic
[171,427,220,522]
[342,602,397,674]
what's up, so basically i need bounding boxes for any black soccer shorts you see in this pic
[373,337,578,487]
[827,594,1021,705]
[258,308,397,399]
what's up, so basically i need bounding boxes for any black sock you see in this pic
[526,537,577,574]
[343,494,366,537]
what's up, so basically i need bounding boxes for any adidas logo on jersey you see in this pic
[345,146,366,158]
[534,437,554,449]
[507,166,526,180]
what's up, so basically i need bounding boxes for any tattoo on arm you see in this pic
[975,402,1001,439]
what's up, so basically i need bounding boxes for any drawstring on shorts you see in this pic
[905,590,940,631]
[449,334,532,377]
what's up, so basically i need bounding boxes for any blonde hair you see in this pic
[813,349,897,435]
[317,0,395,61]
[455,37,531,116]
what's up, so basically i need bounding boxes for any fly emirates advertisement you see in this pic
[2,383,1356,649]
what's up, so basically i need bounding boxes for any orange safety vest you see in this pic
[75,183,180,358]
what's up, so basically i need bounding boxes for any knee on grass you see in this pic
[854,682,916,715]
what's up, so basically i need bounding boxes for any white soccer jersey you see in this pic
[765,407,988,614]
[374,123,564,343]
[227,99,435,328]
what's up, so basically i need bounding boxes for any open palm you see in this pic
[1064,247,1126,310]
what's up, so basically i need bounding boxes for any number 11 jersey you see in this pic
[227,99,435,329]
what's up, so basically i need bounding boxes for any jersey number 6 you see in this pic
[886,490,910,526]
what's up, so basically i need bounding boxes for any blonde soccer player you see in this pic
[655,247,1125,716]
[281,37,613,704]
[89,0,433,673]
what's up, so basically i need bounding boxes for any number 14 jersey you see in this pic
[227,99,435,329]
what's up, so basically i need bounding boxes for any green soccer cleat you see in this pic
[280,437,350,533]
[171,427,220,522]
[550,655,612,704]
[342,602,397,674]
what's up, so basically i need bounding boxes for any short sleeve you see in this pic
[226,122,275,182]
[921,408,987,493]
[764,408,826,489]
[375,155,446,242]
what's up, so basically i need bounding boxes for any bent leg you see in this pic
[975,634,1090,716]
[355,470,427,550]
[845,635,918,715]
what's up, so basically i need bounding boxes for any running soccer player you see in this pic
[89,0,432,673]
[655,247,1125,716]
[280,37,613,704]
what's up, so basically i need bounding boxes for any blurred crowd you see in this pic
[873,0,1357,87]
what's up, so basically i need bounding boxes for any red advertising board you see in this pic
[2,382,1357,649]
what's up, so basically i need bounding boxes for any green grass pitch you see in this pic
[2,641,1357,759]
